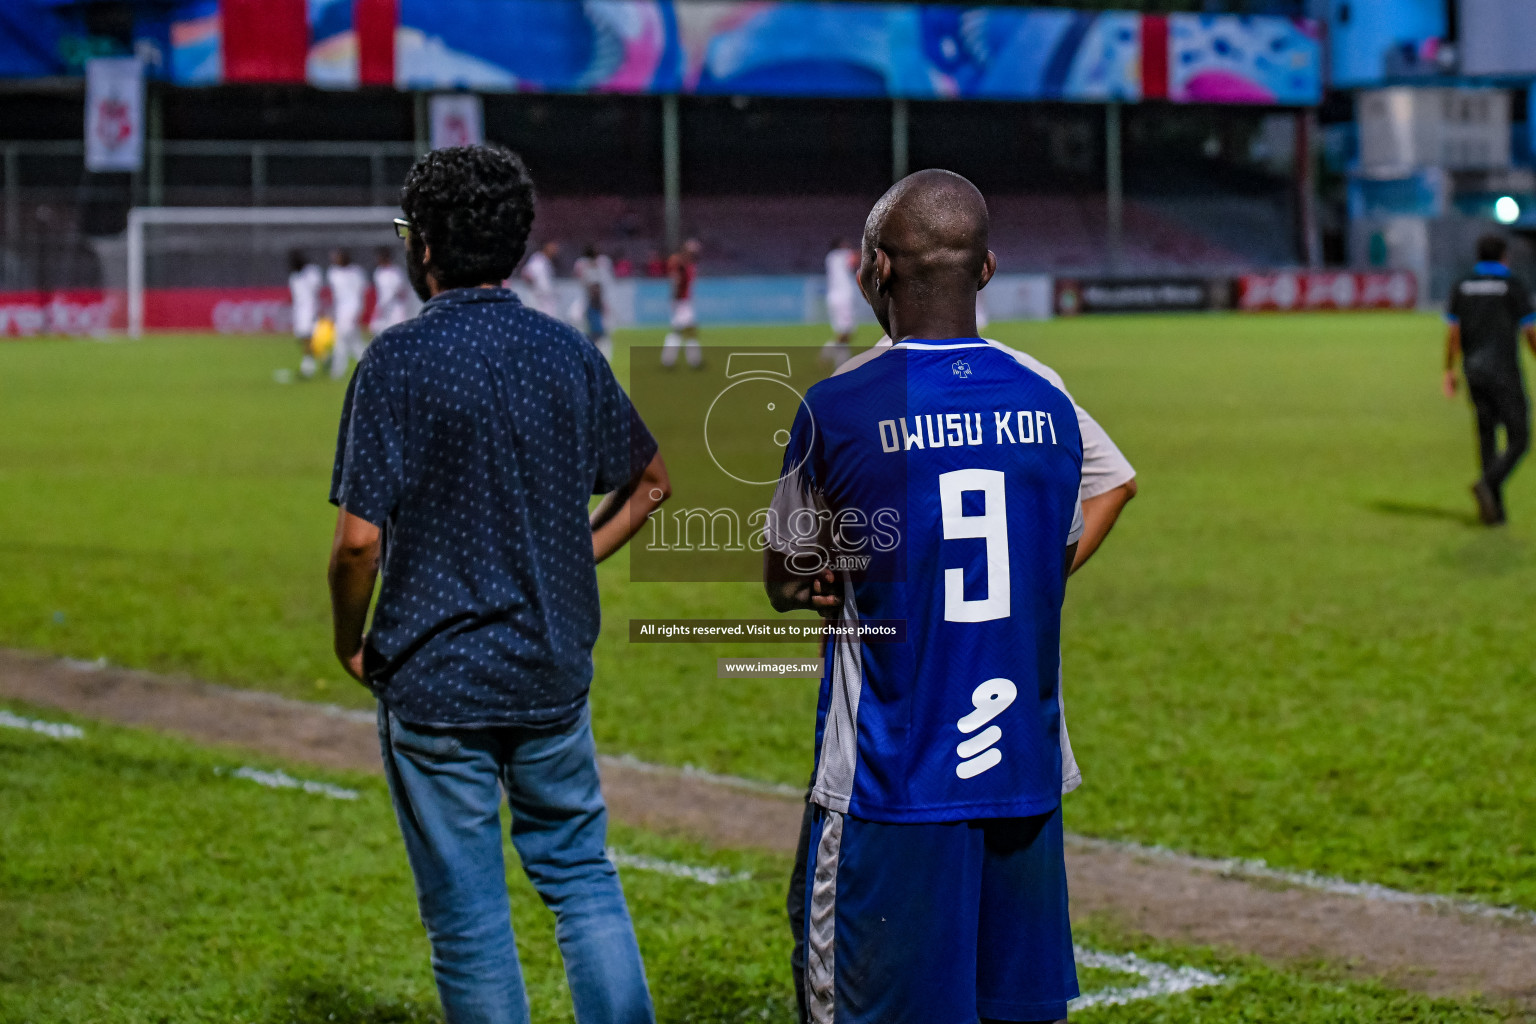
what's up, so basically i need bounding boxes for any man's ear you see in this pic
[873,248,893,295]
[978,250,997,291]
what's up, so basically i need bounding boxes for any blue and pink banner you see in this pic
[2,0,1322,106]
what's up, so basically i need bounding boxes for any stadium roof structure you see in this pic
[3,0,1322,106]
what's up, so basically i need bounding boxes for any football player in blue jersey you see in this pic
[765,169,1083,1024]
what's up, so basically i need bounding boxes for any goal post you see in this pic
[124,206,402,338]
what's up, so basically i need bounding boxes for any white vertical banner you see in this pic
[84,57,145,173]
[429,94,484,150]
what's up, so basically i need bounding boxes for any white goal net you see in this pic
[123,206,403,338]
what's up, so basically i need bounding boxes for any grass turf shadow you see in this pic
[1365,500,1481,527]
[261,979,443,1024]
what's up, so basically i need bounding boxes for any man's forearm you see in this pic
[328,554,378,657]
[592,452,670,563]
[1445,325,1461,371]
[328,508,382,664]
[1071,478,1137,574]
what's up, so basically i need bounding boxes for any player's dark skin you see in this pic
[766,170,1077,617]
[765,171,1072,1024]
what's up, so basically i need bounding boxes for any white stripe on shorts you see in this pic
[806,809,844,1024]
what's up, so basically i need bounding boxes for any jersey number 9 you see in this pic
[940,469,1010,623]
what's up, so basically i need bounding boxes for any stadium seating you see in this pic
[533,192,1294,276]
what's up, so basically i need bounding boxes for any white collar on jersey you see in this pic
[885,339,990,351]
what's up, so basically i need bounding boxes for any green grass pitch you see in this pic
[0,704,1510,1022]
[0,313,1533,917]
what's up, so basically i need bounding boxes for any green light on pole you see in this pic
[1495,195,1521,224]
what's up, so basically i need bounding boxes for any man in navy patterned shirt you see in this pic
[328,145,669,1024]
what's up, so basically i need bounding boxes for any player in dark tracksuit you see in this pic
[1444,235,1536,525]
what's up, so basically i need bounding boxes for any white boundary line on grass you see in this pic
[38,662,1536,926]
[217,765,360,801]
[603,752,1536,926]
[606,847,753,886]
[1070,947,1226,1010]
[1065,834,1536,927]
[598,753,803,798]
[0,709,84,740]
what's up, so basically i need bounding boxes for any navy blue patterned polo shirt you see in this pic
[329,287,656,728]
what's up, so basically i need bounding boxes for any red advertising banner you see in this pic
[0,288,295,337]
[1237,271,1417,311]
[0,290,124,336]
[145,287,292,333]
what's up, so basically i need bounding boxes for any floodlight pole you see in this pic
[1105,100,1123,275]
[146,84,164,208]
[892,98,910,182]
[413,93,429,157]
[3,145,18,280]
[662,93,681,252]
[127,208,144,339]
[1296,108,1321,268]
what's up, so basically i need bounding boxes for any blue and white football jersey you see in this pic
[769,340,1083,823]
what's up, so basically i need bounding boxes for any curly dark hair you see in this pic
[400,145,536,290]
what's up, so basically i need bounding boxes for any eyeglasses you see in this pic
[393,217,412,241]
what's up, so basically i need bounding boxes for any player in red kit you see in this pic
[660,238,703,369]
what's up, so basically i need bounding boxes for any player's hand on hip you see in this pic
[811,571,843,617]
[1442,370,1459,398]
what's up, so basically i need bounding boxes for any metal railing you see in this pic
[2,137,418,215]
[1,139,422,289]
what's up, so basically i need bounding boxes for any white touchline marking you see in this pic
[606,847,753,886]
[1070,947,1226,1010]
[598,753,804,798]
[1066,834,1536,926]
[217,766,360,801]
[0,709,85,740]
[604,753,1536,924]
[30,657,1531,925]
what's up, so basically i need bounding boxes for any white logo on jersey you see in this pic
[952,358,973,379]
[956,677,1016,778]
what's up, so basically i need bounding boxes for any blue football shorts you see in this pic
[802,804,1077,1024]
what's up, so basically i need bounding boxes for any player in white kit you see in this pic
[370,247,413,334]
[520,241,561,319]
[288,250,324,379]
[820,238,859,368]
[327,249,370,380]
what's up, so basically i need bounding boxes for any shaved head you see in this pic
[865,169,989,276]
[858,169,995,340]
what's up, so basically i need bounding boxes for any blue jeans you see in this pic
[378,703,655,1024]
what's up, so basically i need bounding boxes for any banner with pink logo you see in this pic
[84,58,145,173]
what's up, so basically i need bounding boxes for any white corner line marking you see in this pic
[1070,947,1226,1010]
[217,765,360,801]
[0,709,85,740]
[1066,834,1536,926]
[606,847,753,886]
